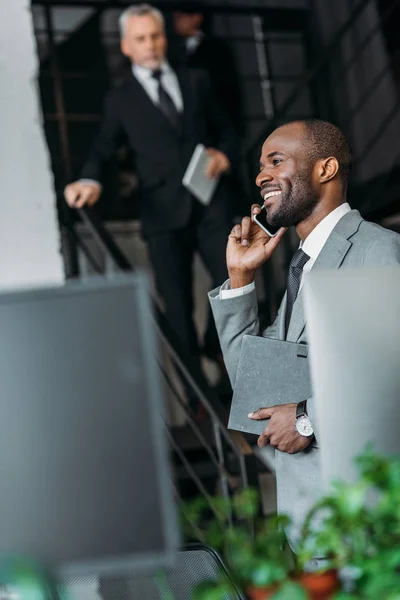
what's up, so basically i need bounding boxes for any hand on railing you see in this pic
[64,180,101,209]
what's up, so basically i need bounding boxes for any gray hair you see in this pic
[119,4,165,37]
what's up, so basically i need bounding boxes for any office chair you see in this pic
[62,545,244,600]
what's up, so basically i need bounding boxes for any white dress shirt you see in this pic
[185,33,204,54]
[79,62,183,190]
[220,203,352,299]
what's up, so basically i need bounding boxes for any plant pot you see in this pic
[247,571,340,600]
[296,569,340,599]
[246,585,278,600]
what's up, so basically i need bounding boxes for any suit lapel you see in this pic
[286,210,363,342]
[127,72,181,136]
[276,294,287,341]
[175,68,193,135]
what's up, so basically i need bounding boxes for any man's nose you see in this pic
[255,169,273,188]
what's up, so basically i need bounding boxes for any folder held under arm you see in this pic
[228,335,312,436]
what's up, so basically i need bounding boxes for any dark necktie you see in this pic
[151,69,180,128]
[285,248,310,338]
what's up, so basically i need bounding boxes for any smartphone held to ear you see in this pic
[253,205,282,237]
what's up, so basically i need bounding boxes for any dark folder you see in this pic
[228,335,312,436]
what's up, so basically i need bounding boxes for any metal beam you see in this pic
[31,0,308,18]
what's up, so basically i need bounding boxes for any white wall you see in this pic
[0,0,64,289]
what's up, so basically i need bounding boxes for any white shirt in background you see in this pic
[132,61,184,113]
[185,33,204,54]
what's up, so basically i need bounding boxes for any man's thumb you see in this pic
[248,407,273,420]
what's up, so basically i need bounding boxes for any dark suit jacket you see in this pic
[80,67,238,236]
[169,36,244,134]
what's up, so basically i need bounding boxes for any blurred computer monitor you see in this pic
[304,268,400,488]
[0,274,178,576]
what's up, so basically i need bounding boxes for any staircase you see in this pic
[32,0,400,515]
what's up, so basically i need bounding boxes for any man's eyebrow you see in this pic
[267,151,285,159]
[259,151,285,168]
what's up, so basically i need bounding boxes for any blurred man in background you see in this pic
[170,5,247,223]
[170,5,244,135]
[64,4,238,411]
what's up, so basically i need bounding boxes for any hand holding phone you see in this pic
[226,205,287,287]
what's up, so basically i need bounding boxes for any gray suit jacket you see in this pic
[209,210,400,548]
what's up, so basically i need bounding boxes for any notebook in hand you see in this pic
[182,144,219,206]
[228,335,312,436]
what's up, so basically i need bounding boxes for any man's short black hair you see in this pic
[287,119,352,190]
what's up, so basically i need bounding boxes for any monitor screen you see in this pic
[304,267,400,488]
[0,274,178,576]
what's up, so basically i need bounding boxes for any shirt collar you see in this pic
[185,32,204,53]
[132,60,171,82]
[301,203,352,261]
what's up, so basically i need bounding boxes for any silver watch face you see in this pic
[296,415,314,437]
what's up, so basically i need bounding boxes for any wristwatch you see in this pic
[295,400,314,437]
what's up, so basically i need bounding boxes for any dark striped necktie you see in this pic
[285,248,310,338]
[151,69,180,128]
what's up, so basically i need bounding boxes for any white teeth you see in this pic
[263,190,282,201]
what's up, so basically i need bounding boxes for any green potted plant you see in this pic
[297,447,400,599]
[182,489,338,600]
[181,447,400,600]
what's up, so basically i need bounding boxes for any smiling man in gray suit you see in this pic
[209,119,400,551]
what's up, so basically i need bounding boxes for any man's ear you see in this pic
[120,38,129,58]
[194,13,204,28]
[319,157,339,183]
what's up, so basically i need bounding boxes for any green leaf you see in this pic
[233,487,260,519]
[154,571,175,600]
[250,560,287,587]
[335,482,368,518]
[192,578,238,600]
[210,496,232,521]
[332,593,361,600]
[270,581,308,600]
[203,520,225,551]
[360,571,400,598]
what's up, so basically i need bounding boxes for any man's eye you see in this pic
[272,159,282,166]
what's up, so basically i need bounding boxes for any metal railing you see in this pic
[244,0,373,155]
[35,0,304,520]
[35,0,400,515]
[243,0,400,309]
[245,0,400,202]
[75,206,254,517]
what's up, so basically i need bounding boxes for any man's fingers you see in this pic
[240,216,252,246]
[222,157,231,174]
[257,428,271,448]
[65,183,100,209]
[228,224,242,243]
[263,227,287,257]
[64,187,79,207]
[75,190,91,209]
[248,406,274,420]
[251,204,262,216]
[206,157,218,179]
[76,186,101,209]
[206,163,214,179]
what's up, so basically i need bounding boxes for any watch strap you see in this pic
[296,400,308,419]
